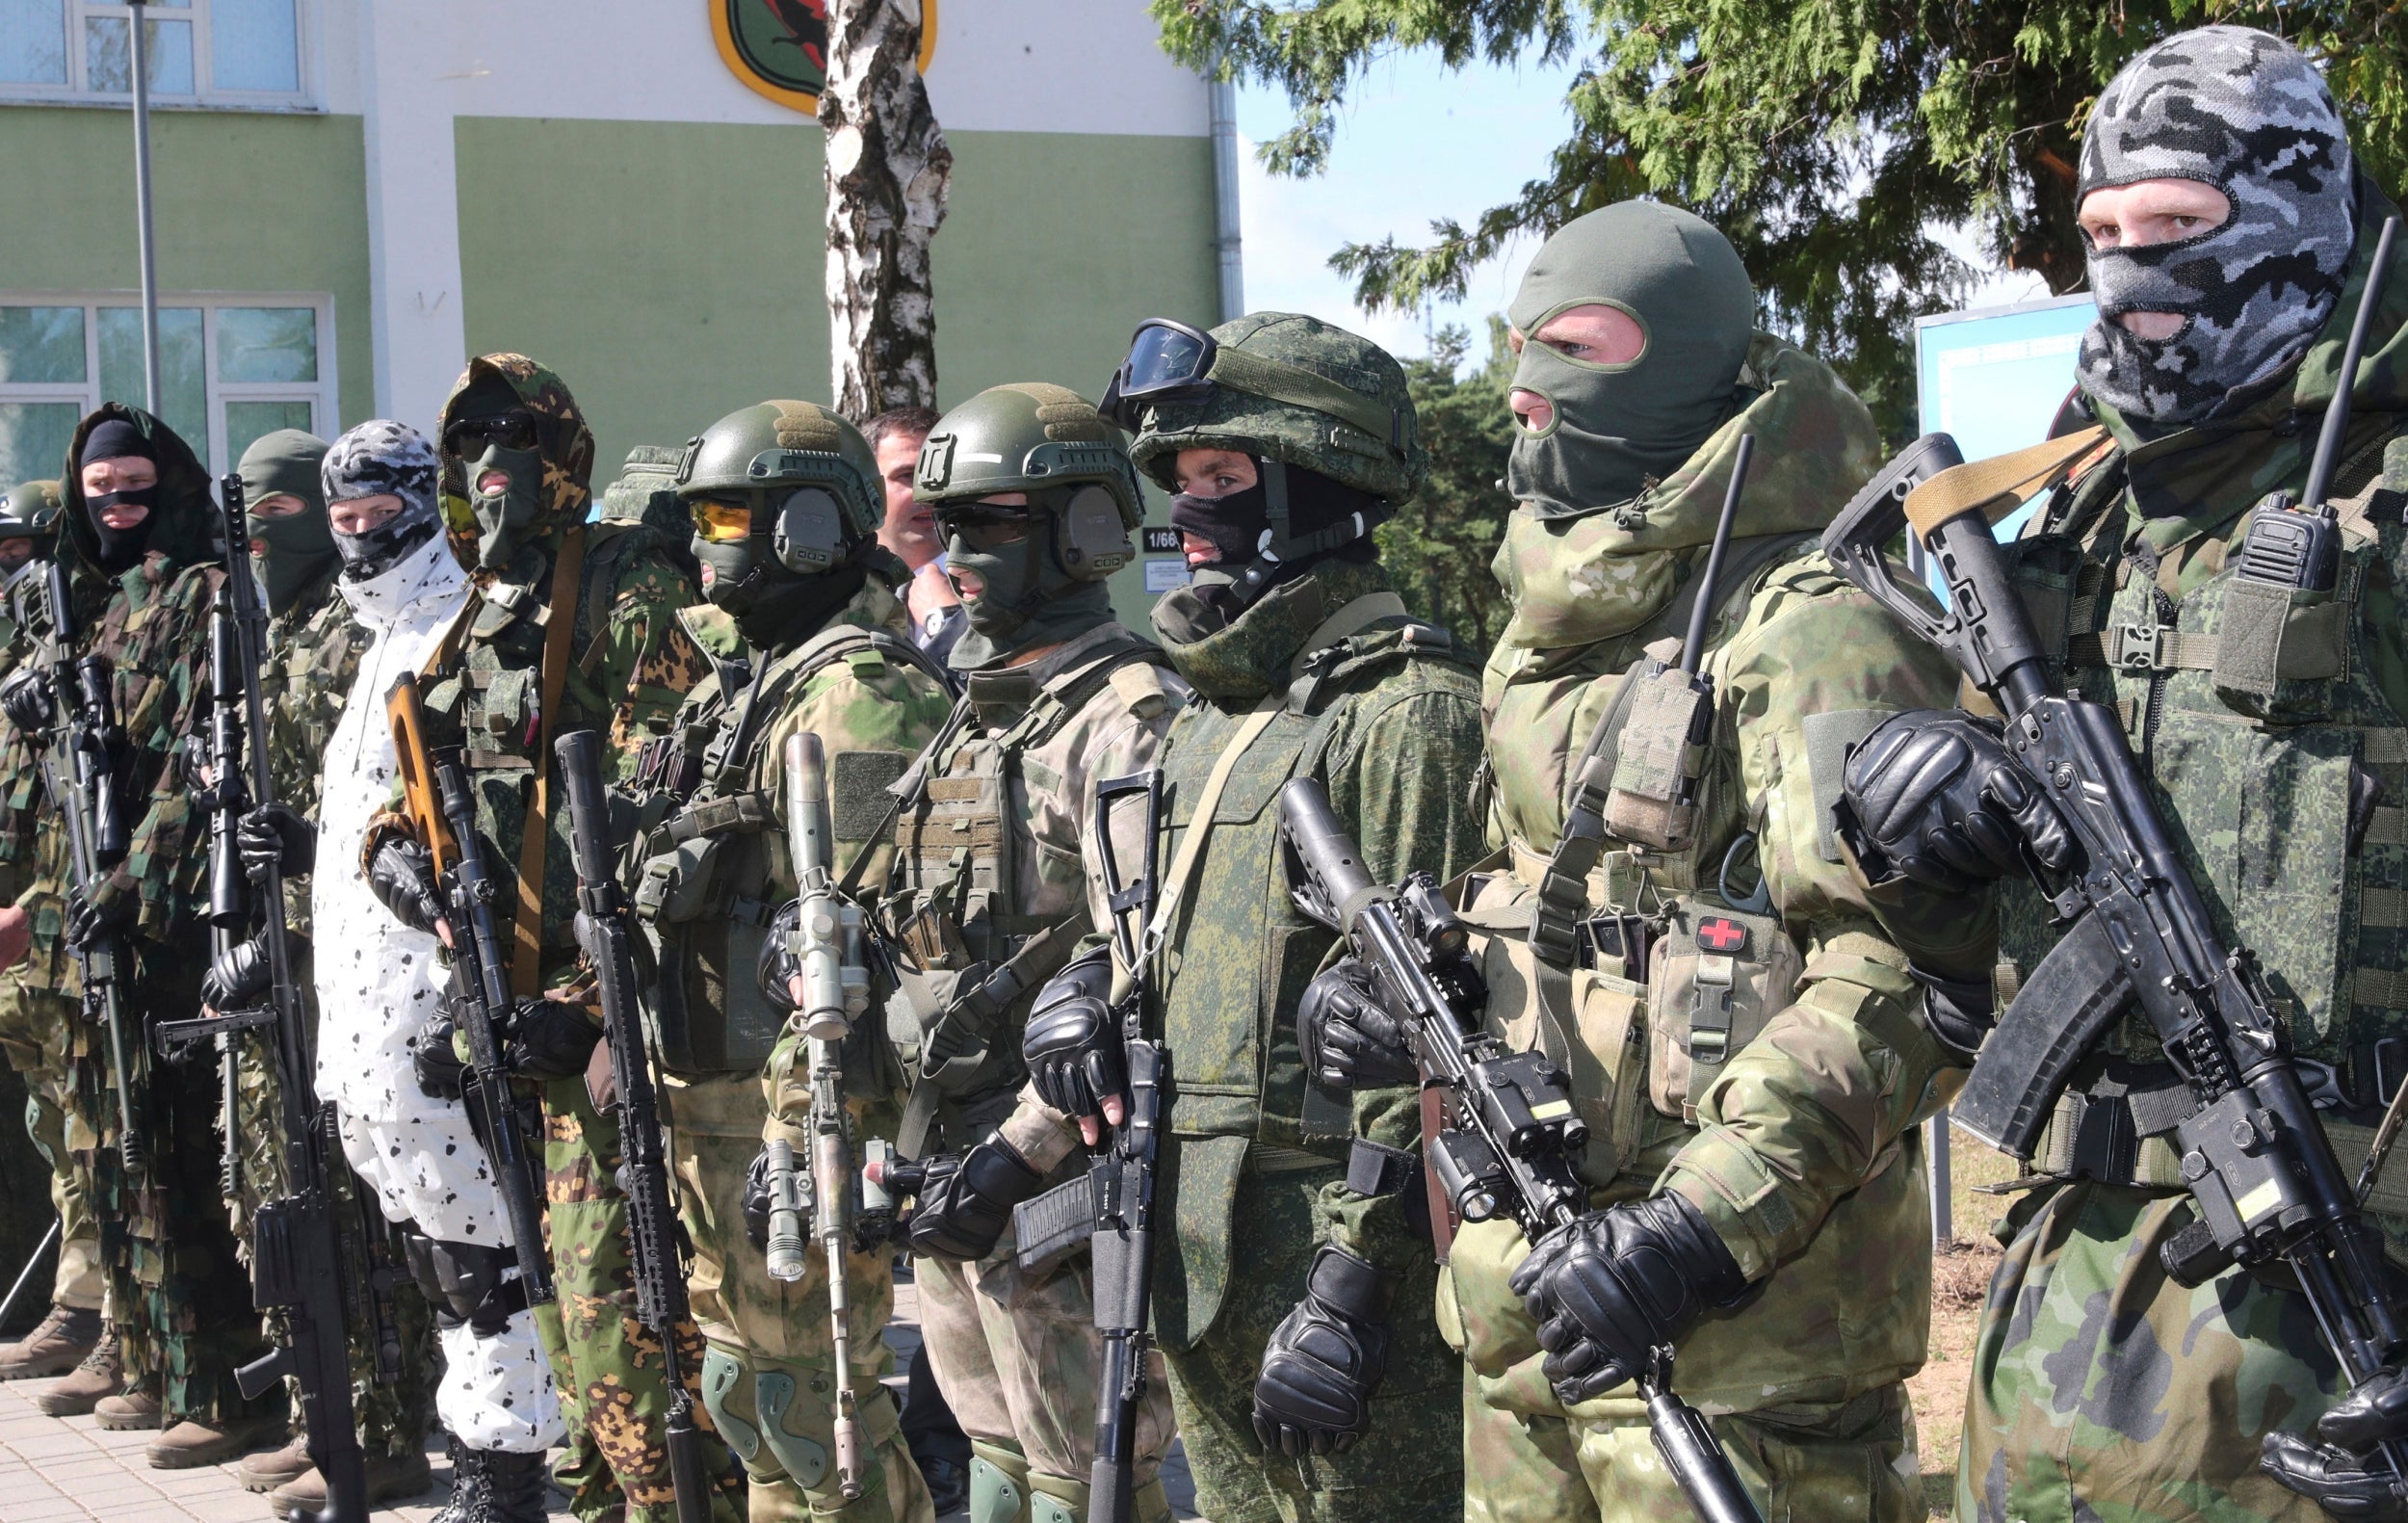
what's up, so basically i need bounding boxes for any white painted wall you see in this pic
[354,2,468,434]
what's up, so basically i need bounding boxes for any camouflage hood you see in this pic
[2096,173,2408,538]
[55,403,222,587]
[435,352,595,548]
[1491,332,1881,651]
[1152,553,1398,701]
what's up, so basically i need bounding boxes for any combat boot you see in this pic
[266,1447,436,1512]
[0,1304,99,1379]
[30,1331,119,1417]
[432,1440,551,1523]
[238,1435,310,1492]
[147,1414,286,1467]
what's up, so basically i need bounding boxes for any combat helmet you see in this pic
[0,480,63,550]
[914,382,1141,583]
[676,400,883,578]
[1107,312,1422,609]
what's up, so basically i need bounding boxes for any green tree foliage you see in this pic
[1380,322,1518,655]
[1158,0,2408,441]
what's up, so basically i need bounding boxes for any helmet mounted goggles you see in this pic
[1100,317,1415,456]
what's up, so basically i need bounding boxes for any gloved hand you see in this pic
[903,1135,1042,1262]
[1510,1193,1749,1405]
[1917,969,1997,1066]
[412,1009,466,1100]
[742,1145,780,1249]
[201,933,269,1012]
[756,898,803,1012]
[65,872,135,951]
[366,836,444,935]
[1253,1245,1393,1456]
[503,995,603,1081]
[237,802,315,881]
[1024,949,1124,1141]
[2264,1364,2408,1520]
[1297,958,1416,1092]
[1836,709,2075,894]
[0,668,51,736]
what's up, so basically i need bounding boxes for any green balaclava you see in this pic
[677,400,888,651]
[1506,201,1757,519]
[236,428,334,616]
[438,354,594,575]
[914,383,1139,671]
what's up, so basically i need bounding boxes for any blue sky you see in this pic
[1235,46,2049,362]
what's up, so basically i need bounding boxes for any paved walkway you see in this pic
[0,1275,1198,1522]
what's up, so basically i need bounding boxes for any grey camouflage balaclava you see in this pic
[2076,26,2357,425]
[322,419,443,581]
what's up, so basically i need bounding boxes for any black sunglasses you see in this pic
[443,413,540,456]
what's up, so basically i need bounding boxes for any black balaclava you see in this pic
[2076,26,2357,426]
[452,373,550,571]
[236,428,334,616]
[1157,458,1381,636]
[321,419,443,582]
[80,417,159,572]
[1505,202,1757,518]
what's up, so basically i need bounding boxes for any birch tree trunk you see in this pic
[822,0,952,416]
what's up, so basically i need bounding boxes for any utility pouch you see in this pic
[1645,899,1800,1122]
[2212,493,2353,711]
[633,833,728,926]
[1604,665,1711,852]
[1566,966,1650,1186]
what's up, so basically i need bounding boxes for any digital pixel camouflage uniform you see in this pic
[1958,177,2408,1523]
[417,354,722,1521]
[1454,335,1980,1523]
[22,405,274,1425]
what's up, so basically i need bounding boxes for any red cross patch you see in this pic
[1696,916,1748,955]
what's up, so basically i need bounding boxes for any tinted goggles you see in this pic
[689,497,756,543]
[1099,319,1217,432]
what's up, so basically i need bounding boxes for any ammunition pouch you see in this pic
[1605,663,1712,853]
[635,790,785,1074]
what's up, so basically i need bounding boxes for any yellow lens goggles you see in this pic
[690,498,754,543]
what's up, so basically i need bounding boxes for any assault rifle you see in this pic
[1278,776,1765,1523]
[557,728,710,1523]
[1820,218,2407,1477]
[161,472,370,1523]
[386,672,556,1303]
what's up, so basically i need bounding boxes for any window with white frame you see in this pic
[0,0,307,107]
[0,295,335,483]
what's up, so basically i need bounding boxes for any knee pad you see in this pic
[1027,1476,1083,1523]
[699,1344,762,1469]
[754,1366,831,1491]
[969,1441,1032,1523]
[410,1236,530,1336]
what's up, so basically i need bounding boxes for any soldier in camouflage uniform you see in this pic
[193,427,444,1510]
[378,354,718,1522]
[0,405,282,1463]
[0,481,106,1392]
[862,383,1185,1523]
[1321,201,1979,1523]
[1838,28,2408,1523]
[623,399,950,1523]
[1020,313,1485,1523]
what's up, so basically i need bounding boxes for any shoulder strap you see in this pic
[1130,694,1286,990]
[511,523,585,997]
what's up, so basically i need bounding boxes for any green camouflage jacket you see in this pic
[1453,337,1982,1418]
[259,565,368,935]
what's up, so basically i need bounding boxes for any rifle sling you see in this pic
[513,525,585,999]
[1124,694,1285,996]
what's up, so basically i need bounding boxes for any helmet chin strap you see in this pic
[1217,460,1372,612]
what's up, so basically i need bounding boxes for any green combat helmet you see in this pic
[1107,311,1423,610]
[914,382,1140,653]
[674,400,885,643]
[0,479,63,552]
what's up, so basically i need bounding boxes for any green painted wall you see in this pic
[0,105,373,435]
[452,115,1218,627]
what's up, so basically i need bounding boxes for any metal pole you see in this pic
[1207,69,1243,324]
[0,1219,62,1331]
[127,0,162,416]
[1928,1111,1954,1249]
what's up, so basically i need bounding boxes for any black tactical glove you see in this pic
[756,899,803,1012]
[503,996,603,1081]
[742,1146,778,1249]
[1252,1245,1393,1456]
[1297,958,1416,1092]
[412,1009,466,1100]
[1916,968,1997,1066]
[237,802,315,881]
[1023,949,1125,1125]
[903,1135,1042,1262]
[65,872,136,951]
[0,668,51,736]
[1836,709,2075,894]
[366,836,444,936]
[2264,1365,2408,1520]
[1510,1193,1749,1405]
[201,933,270,1012]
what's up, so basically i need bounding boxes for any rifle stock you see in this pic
[557,727,710,1523]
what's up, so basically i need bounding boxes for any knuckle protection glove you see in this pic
[504,995,604,1080]
[200,933,271,1011]
[904,1135,1042,1262]
[1297,958,1416,1092]
[742,1146,775,1249]
[1252,1245,1393,1457]
[0,669,50,735]
[1838,709,2068,893]
[65,872,135,950]
[756,900,803,1013]
[1916,968,1998,1066]
[1513,1193,1747,1405]
[366,838,443,935]
[411,1009,467,1100]
[237,802,315,881]
[2262,1363,2408,1520]
[1024,949,1125,1122]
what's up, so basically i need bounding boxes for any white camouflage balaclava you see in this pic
[321,419,443,580]
[2077,25,2357,425]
